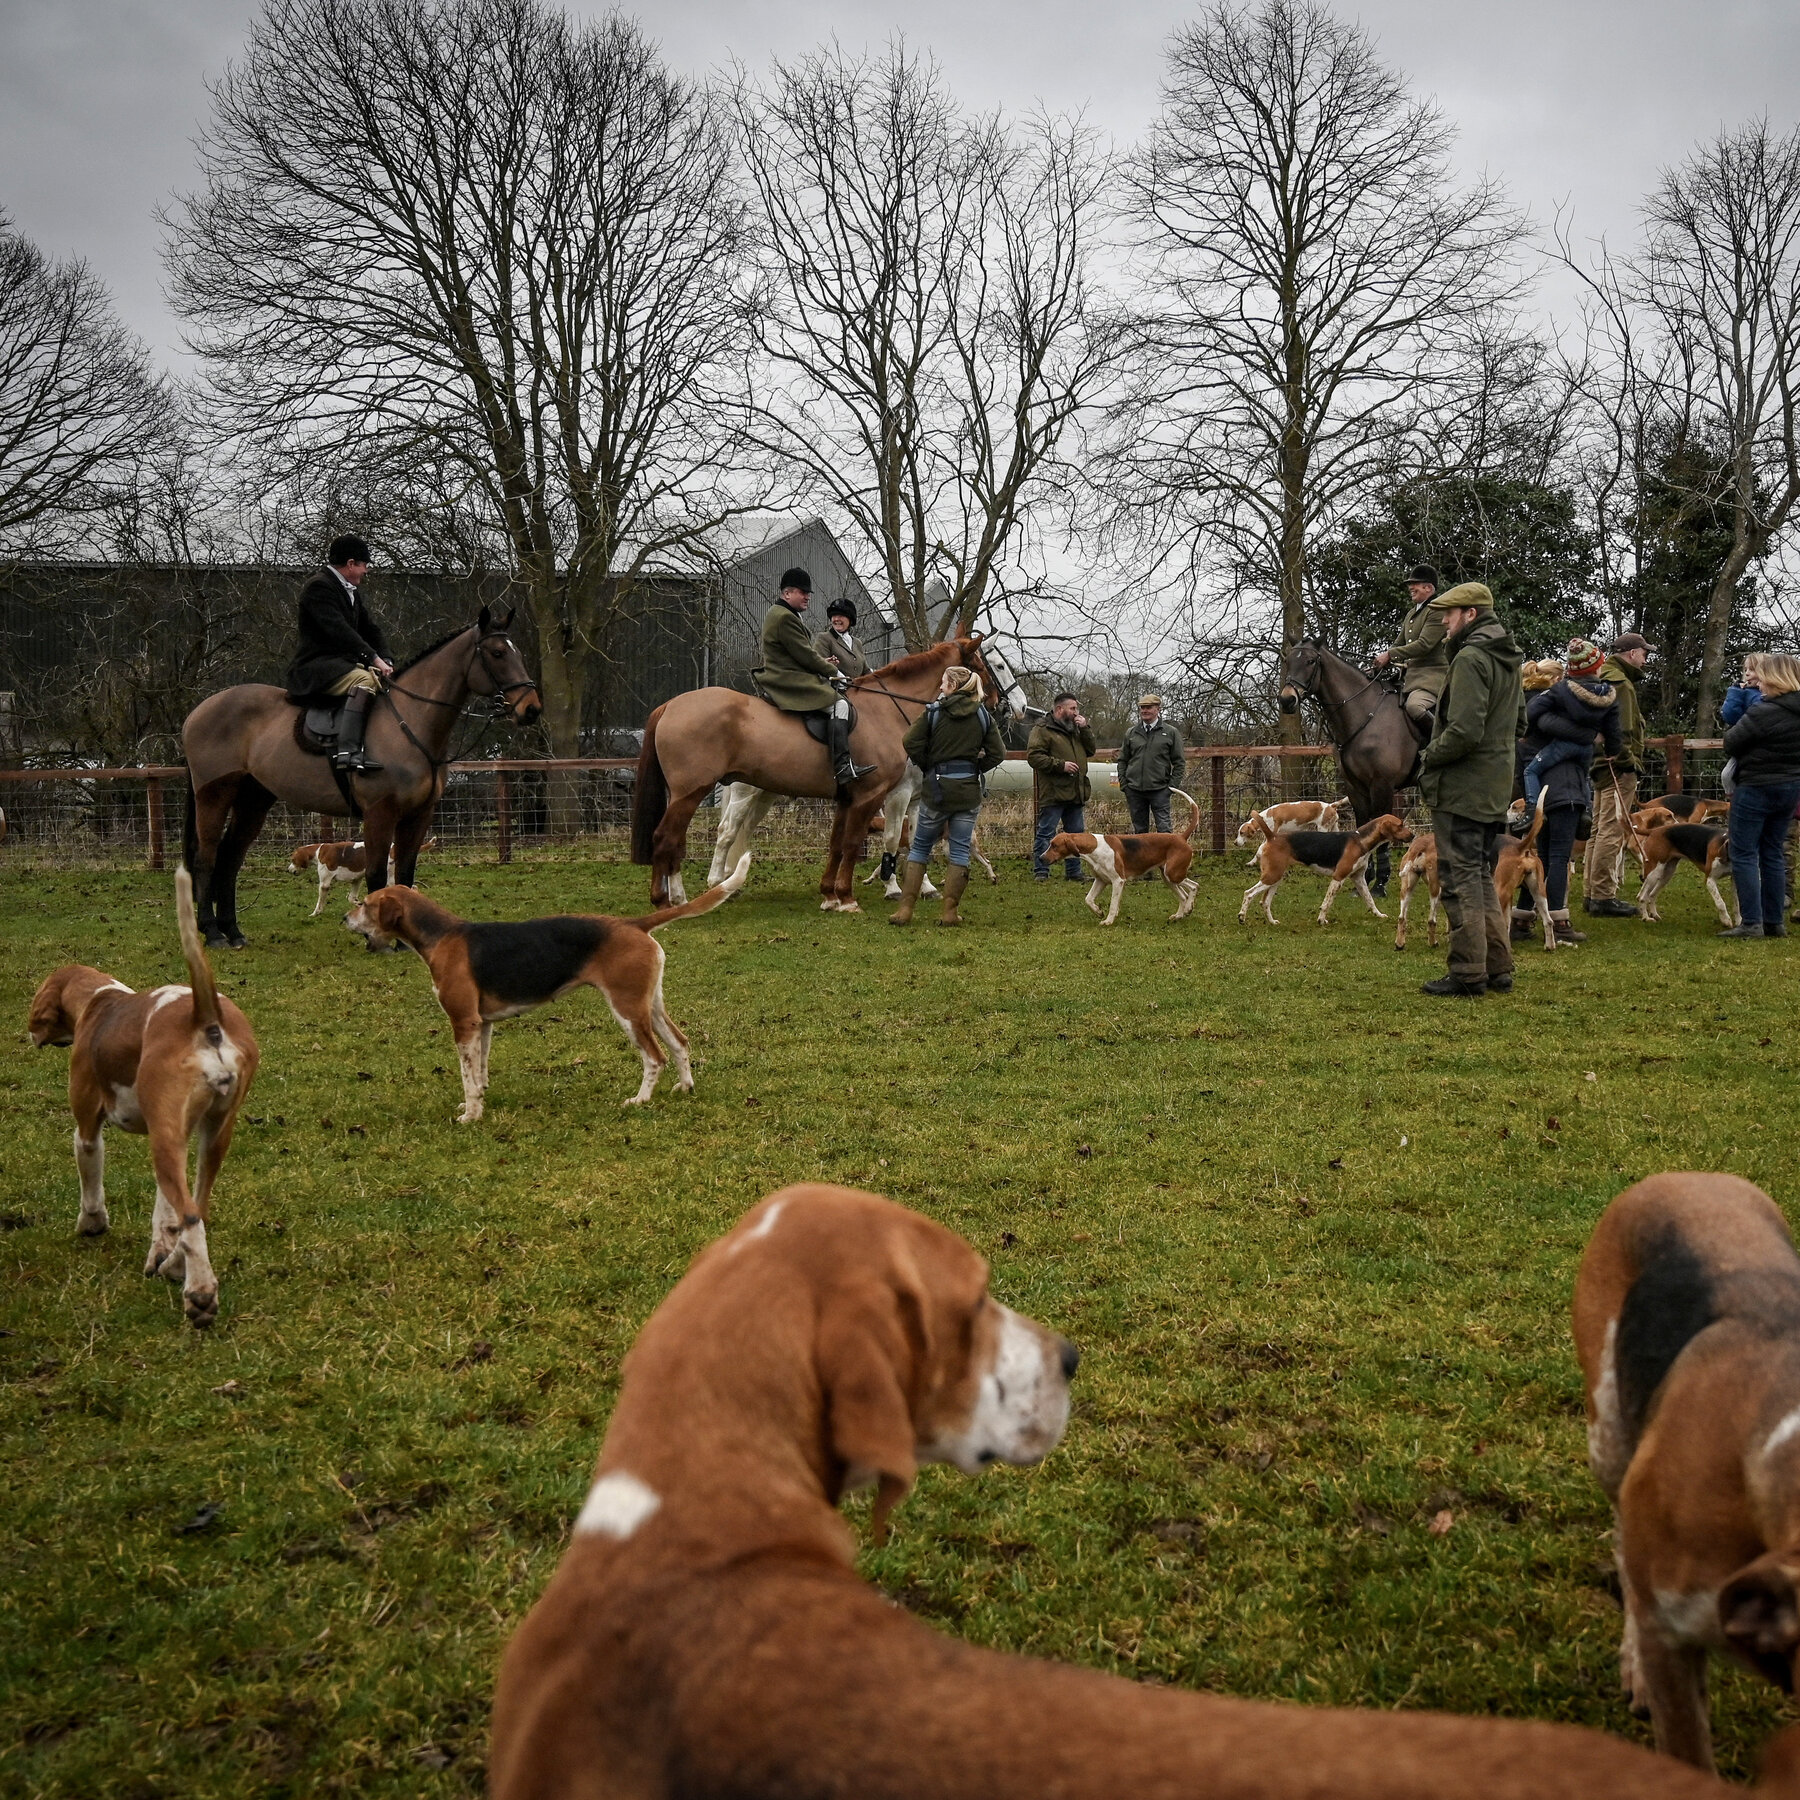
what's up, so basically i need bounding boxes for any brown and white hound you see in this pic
[27,870,259,1328]
[344,855,749,1119]
[1395,797,1555,952]
[1627,812,1736,926]
[490,1184,1751,1800]
[1232,796,1348,849]
[1044,789,1201,924]
[1240,814,1414,925]
[1576,1173,1800,1772]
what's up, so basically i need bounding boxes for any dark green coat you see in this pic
[755,604,839,712]
[903,692,1005,812]
[1594,655,1645,783]
[1387,598,1450,698]
[1026,718,1097,806]
[1417,614,1525,822]
[1116,718,1185,792]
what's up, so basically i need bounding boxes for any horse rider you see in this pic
[890,663,1006,927]
[813,596,869,680]
[1375,563,1448,734]
[283,533,393,775]
[753,567,871,792]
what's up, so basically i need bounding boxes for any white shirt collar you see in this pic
[326,564,357,596]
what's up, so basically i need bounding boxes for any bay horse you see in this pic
[181,608,540,946]
[633,638,1002,912]
[1278,640,1420,894]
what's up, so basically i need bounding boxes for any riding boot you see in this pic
[888,859,926,926]
[937,864,968,926]
[331,690,384,774]
[829,712,873,791]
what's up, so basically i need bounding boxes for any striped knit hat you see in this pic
[1565,638,1605,679]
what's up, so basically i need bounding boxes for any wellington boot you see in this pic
[888,860,926,926]
[937,864,968,926]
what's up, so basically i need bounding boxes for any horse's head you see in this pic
[471,606,542,727]
[956,634,1011,718]
[1279,640,1320,716]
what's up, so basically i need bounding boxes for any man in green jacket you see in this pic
[752,567,870,790]
[1375,563,1449,732]
[1115,694,1186,832]
[1415,582,1526,997]
[1026,692,1097,881]
[1582,630,1653,917]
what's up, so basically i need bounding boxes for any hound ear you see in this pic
[817,1255,930,1542]
[1722,1561,1800,1689]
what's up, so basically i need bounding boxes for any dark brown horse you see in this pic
[631,639,1003,911]
[182,609,540,946]
[1278,640,1420,894]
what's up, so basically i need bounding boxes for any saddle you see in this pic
[800,701,856,743]
[292,698,346,757]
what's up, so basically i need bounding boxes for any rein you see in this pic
[380,631,541,775]
[1290,664,1394,760]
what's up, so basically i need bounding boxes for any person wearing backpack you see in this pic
[1718,652,1800,938]
[890,665,1006,927]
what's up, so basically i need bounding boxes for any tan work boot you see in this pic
[937,864,968,926]
[888,859,926,926]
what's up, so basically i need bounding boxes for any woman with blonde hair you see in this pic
[890,663,1005,927]
[1718,650,1800,937]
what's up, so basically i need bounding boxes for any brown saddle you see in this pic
[291,700,345,757]
[749,684,857,743]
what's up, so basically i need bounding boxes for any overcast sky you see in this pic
[4,0,1798,373]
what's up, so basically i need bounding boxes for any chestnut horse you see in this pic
[632,638,1002,912]
[181,609,540,946]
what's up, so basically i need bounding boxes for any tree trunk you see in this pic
[1694,507,1756,731]
[527,580,585,760]
[1276,437,1308,775]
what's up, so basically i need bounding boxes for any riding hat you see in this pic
[826,597,858,626]
[1428,581,1495,612]
[1564,639,1605,679]
[1408,564,1439,589]
[329,533,371,567]
[779,567,813,595]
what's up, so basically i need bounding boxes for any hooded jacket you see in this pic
[903,690,1006,812]
[1722,688,1800,787]
[1026,716,1098,807]
[1417,613,1526,822]
[1593,655,1645,781]
[1522,682,1621,811]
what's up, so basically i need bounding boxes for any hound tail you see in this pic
[630,853,752,935]
[1172,789,1200,841]
[175,868,223,1037]
[1520,791,1547,855]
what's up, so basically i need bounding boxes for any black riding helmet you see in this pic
[826,597,857,626]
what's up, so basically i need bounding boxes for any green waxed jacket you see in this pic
[1594,655,1645,783]
[1387,597,1451,698]
[903,691,1006,812]
[1026,717,1097,807]
[1417,614,1526,823]
[1116,718,1186,792]
[754,604,839,712]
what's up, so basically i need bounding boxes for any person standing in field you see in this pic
[1415,582,1525,996]
[1027,691,1096,882]
[1116,693,1185,834]
[890,665,1005,928]
[1375,563,1448,732]
[1582,631,1652,918]
[1717,651,1800,938]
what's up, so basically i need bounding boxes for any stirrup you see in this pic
[333,749,383,773]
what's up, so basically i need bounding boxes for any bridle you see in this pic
[851,641,1005,727]
[1281,646,1394,760]
[380,627,541,771]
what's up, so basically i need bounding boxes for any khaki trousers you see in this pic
[1583,775,1638,900]
[328,666,381,696]
[1432,811,1514,985]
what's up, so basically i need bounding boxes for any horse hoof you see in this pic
[819,898,840,911]
[835,901,861,915]
[204,930,230,949]
[225,933,249,949]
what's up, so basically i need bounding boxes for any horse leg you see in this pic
[188,777,239,947]
[821,805,851,911]
[1362,783,1395,896]
[212,778,275,948]
[361,801,398,897]
[391,807,433,888]
[651,788,709,906]
[831,795,885,910]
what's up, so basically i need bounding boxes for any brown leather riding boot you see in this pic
[888,859,926,926]
[937,864,968,926]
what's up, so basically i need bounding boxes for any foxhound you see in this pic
[1044,790,1201,924]
[1240,815,1414,925]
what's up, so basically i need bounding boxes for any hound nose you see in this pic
[1059,1338,1080,1381]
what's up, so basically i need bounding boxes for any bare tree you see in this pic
[165,0,759,753]
[0,211,167,549]
[1104,0,1525,740]
[735,43,1114,650]
[1638,121,1800,725]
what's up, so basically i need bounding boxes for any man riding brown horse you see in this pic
[285,534,393,775]
[753,568,873,793]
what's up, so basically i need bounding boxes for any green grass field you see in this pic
[2,843,1797,1795]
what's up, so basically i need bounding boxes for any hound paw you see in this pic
[835,901,861,915]
[77,1207,110,1237]
[184,1286,219,1329]
[819,898,840,911]
[456,1105,483,1125]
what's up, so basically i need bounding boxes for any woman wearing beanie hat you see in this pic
[1510,638,1620,945]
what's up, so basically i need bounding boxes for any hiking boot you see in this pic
[938,864,968,926]
[1487,972,1514,993]
[1548,915,1587,946]
[1421,975,1487,997]
[1717,922,1765,939]
[888,860,926,926]
[1510,912,1539,943]
[1584,898,1637,917]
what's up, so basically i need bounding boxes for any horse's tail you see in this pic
[182,773,200,873]
[630,706,669,866]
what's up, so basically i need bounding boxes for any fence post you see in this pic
[145,777,165,871]
[1664,734,1684,793]
[496,769,513,865]
[1210,752,1226,854]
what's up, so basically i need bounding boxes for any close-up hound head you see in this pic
[343,887,414,952]
[27,966,109,1047]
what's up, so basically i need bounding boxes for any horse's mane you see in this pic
[855,640,960,686]
[396,624,474,674]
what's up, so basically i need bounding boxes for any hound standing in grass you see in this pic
[27,870,258,1328]
[1239,815,1413,926]
[345,856,750,1119]
[1044,791,1201,925]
